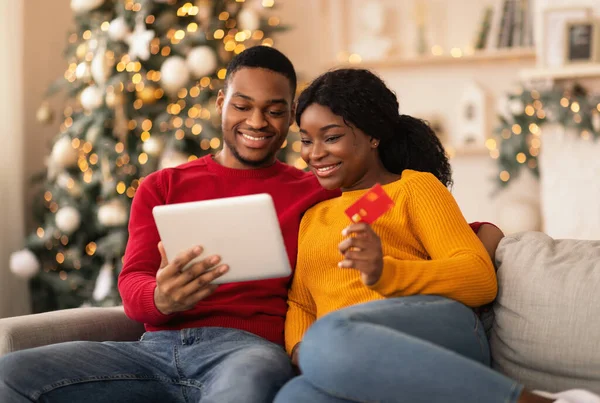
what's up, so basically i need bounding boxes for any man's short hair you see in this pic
[225,46,297,96]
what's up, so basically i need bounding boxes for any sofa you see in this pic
[1,231,599,394]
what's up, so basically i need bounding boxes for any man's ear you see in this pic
[215,89,225,114]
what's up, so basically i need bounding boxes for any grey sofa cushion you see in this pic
[490,231,600,394]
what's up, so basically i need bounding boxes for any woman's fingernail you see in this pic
[219,265,229,274]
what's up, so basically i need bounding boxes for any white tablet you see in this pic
[152,193,291,284]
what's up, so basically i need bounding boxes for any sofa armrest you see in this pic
[0,306,145,356]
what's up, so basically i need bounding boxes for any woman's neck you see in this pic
[341,165,400,192]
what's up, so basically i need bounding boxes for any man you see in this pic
[0,46,336,403]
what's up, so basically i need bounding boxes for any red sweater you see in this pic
[118,155,336,345]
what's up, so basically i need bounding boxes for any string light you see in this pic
[431,45,443,56]
[294,158,307,169]
[525,105,535,116]
[85,242,97,256]
[570,102,580,113]
[138,153,148,164]
[348,53,362,64]
[210,138,221,149]
[192,124,203,135]
[450,48,462,58]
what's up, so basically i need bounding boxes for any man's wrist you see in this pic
[153,287,172,315]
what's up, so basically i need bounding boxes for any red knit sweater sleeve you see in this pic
[118,171,172,325]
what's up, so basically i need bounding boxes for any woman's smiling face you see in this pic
[299,103,380,191]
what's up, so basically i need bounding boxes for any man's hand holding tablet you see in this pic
[153,242,229,315]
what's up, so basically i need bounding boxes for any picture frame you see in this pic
[564,19,600,64]
[542,7,592,68]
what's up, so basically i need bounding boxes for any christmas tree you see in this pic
[490,83,600,189]
[10,0,295,313]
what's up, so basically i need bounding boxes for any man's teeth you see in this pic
[241,133,268,141]
[316,164,338,172]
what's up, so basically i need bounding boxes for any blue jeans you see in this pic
[275,296,523,403]
[0,327,293,402]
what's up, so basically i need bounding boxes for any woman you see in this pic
[275,69,599,403]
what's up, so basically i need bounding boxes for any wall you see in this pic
[277,0,538,228]
[23,0,74,229]
[0,0,72,318]
[0,1,29,318]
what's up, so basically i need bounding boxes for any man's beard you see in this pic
[224,135,278,168]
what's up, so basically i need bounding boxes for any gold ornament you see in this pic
[36,103,54,124]
[76,43,88,59]
[136,85,158,105]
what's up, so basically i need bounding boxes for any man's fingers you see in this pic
[178,264,229,297]
[157,246,205,283]
[185,284,220,306]
[168,256,224,289]
[158,242,168,269]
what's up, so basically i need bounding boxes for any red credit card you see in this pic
[344,183,395,224]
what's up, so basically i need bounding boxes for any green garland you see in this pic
[492,83,600,188]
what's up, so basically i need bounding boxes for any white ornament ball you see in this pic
[91,48,113,85]
[187,46,218,78]
[508,99,525,115]
[237,8,260,31]
[97,200,128,227]
[71,0,104,13]
[55,206,82,234]
[142,137,164,156]
[160,56,191,96]
[108,17,130,41]
[75,62,92,81]
[80,85,104,111]
[56,173,72,189]
[159,150,189,169]
[50,136,78,168]
[10,249,41,279]
[93,262,114,301]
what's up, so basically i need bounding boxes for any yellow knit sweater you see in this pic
[285,170,497,355]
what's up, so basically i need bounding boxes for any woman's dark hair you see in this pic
[296,69,452,188]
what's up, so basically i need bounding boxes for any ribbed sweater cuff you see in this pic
[139,281,173,325]
[368,256,404,297]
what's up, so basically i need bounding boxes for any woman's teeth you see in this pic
[316,164,339,172]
